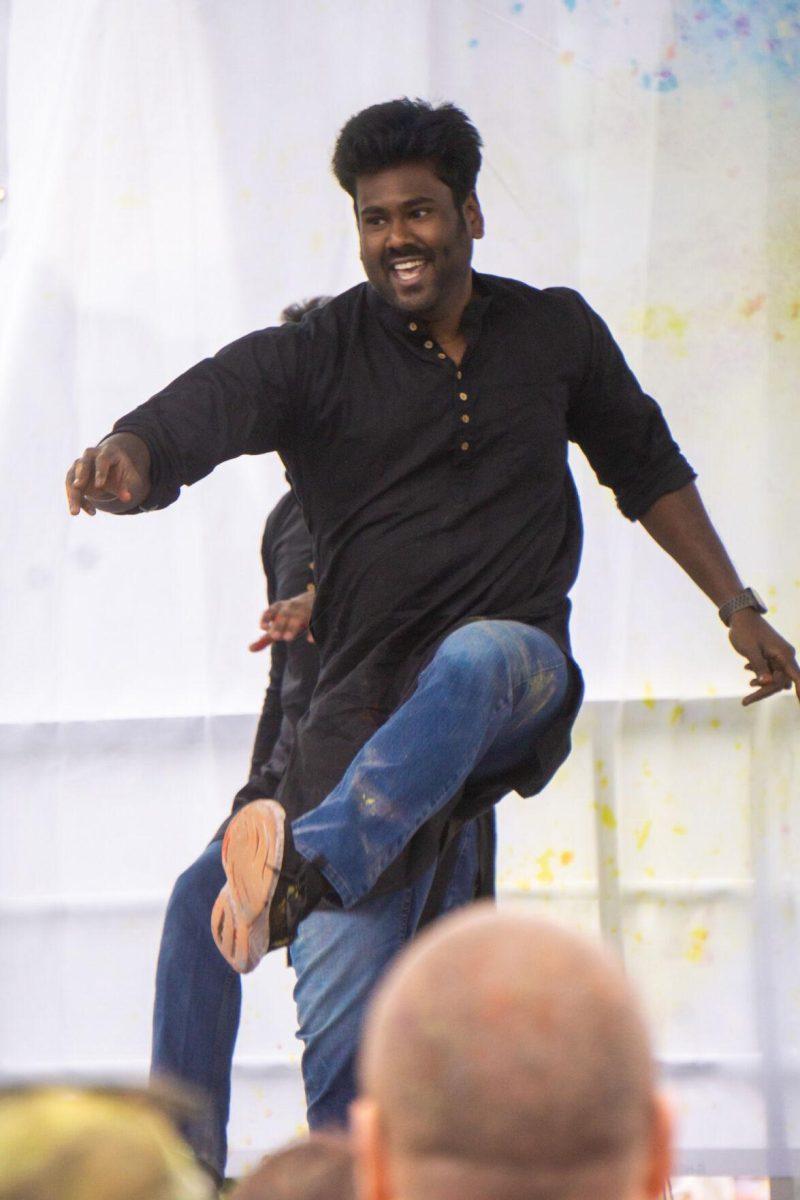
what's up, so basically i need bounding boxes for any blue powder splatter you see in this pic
[675,0,800,83]
[468,37,479,48]
[563,0,577,11]
[641,67,679,92]
[511,1,524,12]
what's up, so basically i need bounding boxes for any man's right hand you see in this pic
[65,433,151,516]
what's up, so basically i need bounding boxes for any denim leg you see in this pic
[291,820,480,1129]
[151,840,241,1180]
[293,621,568,907]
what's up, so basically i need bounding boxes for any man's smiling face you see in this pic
[355,161,484,318]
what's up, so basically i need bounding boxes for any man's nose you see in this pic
[385,215,413,248]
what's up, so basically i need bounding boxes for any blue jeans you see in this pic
[151,825,479,1177]
[292,620,568,906]
[151,620,567,1176]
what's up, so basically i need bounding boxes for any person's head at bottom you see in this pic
[230,1133,354,1200]
[352,902,672,1200]
[0,1086,213,1200]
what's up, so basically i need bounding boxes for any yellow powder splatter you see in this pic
[669,704,685,725]
[560,850,574,867]
[741,293,766,318]
[627,305,689,343]
[536,850,555,884]
[645,867,656,879]
[635,820,652,851]
[709,717,721,730]
[642,681,656,711]
[598,804,617,830]
[687,926,709,963]
[598,773,609,790]
[672,823,688,835]
[633,930,645,944]
[642,761,653,779]
[559,49,575,65]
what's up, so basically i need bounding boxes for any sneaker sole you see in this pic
[210,799,285,974]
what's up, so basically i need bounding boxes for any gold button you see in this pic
[408,322,418,332]
[456,370,462,379]
[461,413,470,424]
[459,391,468,401]
[424,339,434,349]
[437,351,446,359]
[460,441,470,451]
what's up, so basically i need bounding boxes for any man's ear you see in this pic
[351,1096,394,1200]
[463,191,485,240]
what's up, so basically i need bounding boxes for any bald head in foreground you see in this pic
[352,904,672,1200]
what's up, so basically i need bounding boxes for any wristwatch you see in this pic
[718,587,767,627]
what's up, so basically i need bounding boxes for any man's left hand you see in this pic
[249,589,315,652]
[728,609,800,705]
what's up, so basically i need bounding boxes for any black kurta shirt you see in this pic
[222,488,496,909]
[114,273,695,893]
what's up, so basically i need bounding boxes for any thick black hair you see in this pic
[280,295,332,324]
[331,98,483,208]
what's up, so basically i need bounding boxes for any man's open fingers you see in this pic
[93,451,109,491]
[742,680,785,706]
[249,633,273,652]
[66,458,91,515]
[771,649,800,703]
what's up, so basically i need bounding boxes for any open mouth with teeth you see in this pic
[388,256,431,287]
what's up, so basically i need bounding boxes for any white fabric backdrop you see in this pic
[1,0,799,1175]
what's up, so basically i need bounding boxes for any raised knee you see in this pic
[433,622,510,685]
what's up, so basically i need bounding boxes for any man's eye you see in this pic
[365,216,385,227]
[411,209,430,219]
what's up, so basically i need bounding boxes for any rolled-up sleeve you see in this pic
[112,322,306,510]
[564,291,696,520]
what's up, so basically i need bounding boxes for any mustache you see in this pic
[384,246,433,266]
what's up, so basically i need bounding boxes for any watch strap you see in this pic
[718,588,767,627]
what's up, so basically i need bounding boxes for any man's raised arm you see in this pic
[63,319,312,520]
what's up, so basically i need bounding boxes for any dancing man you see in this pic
[66,99,799,1153]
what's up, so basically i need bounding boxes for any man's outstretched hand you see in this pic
[249,589,315,651]
[65,433,151,516]
[729,609,800,706]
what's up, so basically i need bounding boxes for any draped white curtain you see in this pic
[1,0,798,1175]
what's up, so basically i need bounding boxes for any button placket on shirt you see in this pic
[406,323,475,462]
